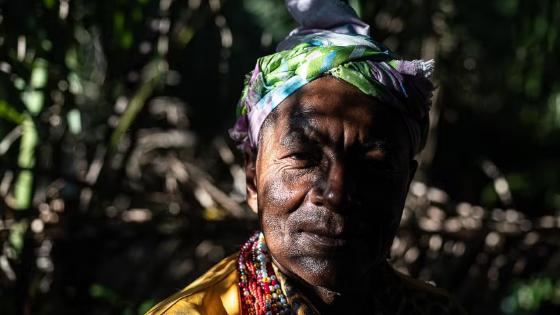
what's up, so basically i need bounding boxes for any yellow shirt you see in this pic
[147,253,466,315]
[146,253,241,315]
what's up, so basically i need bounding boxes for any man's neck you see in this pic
[271,257,380,314]
[300,276,375,314]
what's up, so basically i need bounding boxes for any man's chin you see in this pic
[289,255,370,292]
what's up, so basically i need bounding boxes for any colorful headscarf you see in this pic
[230,0,435,157]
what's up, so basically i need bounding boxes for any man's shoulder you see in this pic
[146,253,240,315]
[380,266,468,315]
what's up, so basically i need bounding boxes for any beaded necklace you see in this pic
[238,232,291,315]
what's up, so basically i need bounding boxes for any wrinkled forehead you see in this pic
[259,77,412,155]
[281,79,376,124]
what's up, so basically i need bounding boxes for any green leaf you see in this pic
[177,26,195,47]
[0,100,25,124]
[21,90,44,115]
[30,59,48,88]
[14,170,33,210]
[120,31,134,49]
[41,39,53,52]
[89,284,119,304]
[9,220,28,253]
[114,12,125,33]
[18,116,38,169]
[67,109,82,135]
[14,78,26,90]
[68,72,83,95]
[65,48,78,70]
[132,8,143,22]
[12,117,38,210]
[43,0,56,9]
[110,59,167,150]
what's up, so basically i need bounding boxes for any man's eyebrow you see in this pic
[280,128,318,148]
[288,107,321,125]
[281,109,323,148]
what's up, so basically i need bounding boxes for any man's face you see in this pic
[247,76,416,291]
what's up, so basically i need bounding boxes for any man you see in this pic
[147,0,466,314]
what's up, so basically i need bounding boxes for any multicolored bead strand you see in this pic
[238,232,291,315]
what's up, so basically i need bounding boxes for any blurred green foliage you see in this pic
[502,278,560,314]
[0,0,558,314]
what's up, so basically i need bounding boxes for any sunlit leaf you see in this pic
[21,90,44,115]
[14,170,33,210]
[65,47,78,70]
[177,26,195,47]
[68,72,83,95]
[8,220,28,253]
[30,59,48,89]
[41,39,52,51]
[0,100,25,124]
[110,59,167,150]
[67,109,82,135]
[18,117,38,168]
[504,278,560,313]
[11,117,38,210]
[14,77,25,90]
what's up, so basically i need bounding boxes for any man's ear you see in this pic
[408,159,418,185]
[244,151,258,214]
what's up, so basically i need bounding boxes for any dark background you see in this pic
[0,0,559,314]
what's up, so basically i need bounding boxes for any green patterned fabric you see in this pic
[230,31,434,157]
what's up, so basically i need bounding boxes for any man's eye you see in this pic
[290,152,314,160]
[287,151,320,166]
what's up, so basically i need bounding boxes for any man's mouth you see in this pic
[300,228,348,249]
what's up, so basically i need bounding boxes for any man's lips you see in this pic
[293,211,368,250]
[299,228,348,248]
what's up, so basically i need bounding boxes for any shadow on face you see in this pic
[245,76,417,291]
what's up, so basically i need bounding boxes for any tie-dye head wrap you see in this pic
[230,0,435,157]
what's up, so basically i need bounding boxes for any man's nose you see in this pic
[310,161,352,210]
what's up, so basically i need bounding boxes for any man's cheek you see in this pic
[260,173,310,209]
